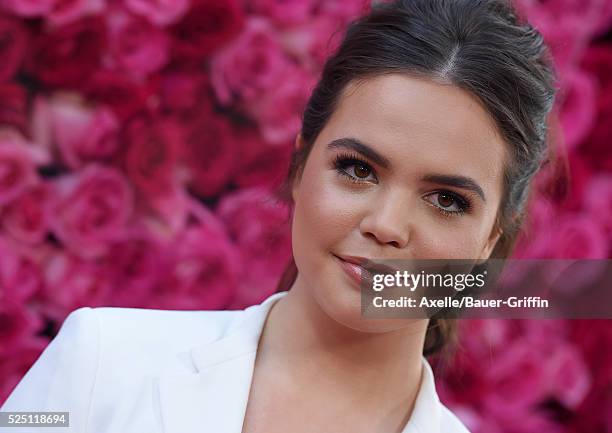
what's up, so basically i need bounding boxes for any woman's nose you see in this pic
[359,192,412,249]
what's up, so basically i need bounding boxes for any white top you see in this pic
[1,290,470,433]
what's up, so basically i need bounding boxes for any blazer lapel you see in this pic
[155,290,443,433]
[156,291,288,433]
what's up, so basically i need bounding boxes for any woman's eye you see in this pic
[333,155,377,183]
[424,191,470,216]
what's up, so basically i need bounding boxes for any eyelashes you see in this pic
[332,152,377,183]
[331,152,473,217]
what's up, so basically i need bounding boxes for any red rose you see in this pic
[83,70,155,121]
[233,128,292,190]
[1,182,51,245]
[26,16,105,87]
[0,83,27,134]
[122,116,182,197]
[159,71,213,119]
[0,15,27,83]
[170,0,245,61]
[179,112,238,198]
[580,46,612,172]
[580,89,612,173]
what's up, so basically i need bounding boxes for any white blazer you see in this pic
[1,291,470,433]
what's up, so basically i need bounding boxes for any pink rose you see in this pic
[516,0,612,48]
[528,153,591,218]
[512,196,555,259]
[514,0,600,74]
[522,213,609,294]
[169,0,244,61]
[105,7,170,77]
[179,112,238,198]
[122,116,181,197]
[233,129,292,190]
[583,174,612,237]
[483,340,549,413]
[0,133,47,207]
[316,0,371,23]
[0,300,43,356]
[216,187,292,307]
[139,182,191,240]
[0,236,43,303]
[149,204,241,310]
[159,72,212,118]
[544,344,591,410]
[544,213,608,259]
[558,69,597,150]
[124,0,189,26]
[46,0,106,27]
[39,251,114,322]
[48,164,134,259]
[0,15,27,83]
[1,0,54,16]
[521,209,608,260]
[244,64,316,144]
[279,15,346,67]
[210,17,293,106]
[1,182,52,245]
[244,0,316,27]
[100,227,167,307]
[47,94,120,169]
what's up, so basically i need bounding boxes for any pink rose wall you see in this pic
[0,0,610,431]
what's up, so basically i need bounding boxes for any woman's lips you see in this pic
[334,254,373,288]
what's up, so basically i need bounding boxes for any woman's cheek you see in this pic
[410,215,485,259]
[304,177,363,248]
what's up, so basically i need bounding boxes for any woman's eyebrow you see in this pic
[422,174,486,202]
[327,137,486,202]
[327,137,391,169]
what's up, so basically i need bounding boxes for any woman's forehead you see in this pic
[335,74,502,148]
[318,74,508,190]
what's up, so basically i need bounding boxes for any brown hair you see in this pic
[271,0,559,360]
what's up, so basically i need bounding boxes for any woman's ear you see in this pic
[478,225,502,264]
[294,133,305,151]
[291,134,305,202]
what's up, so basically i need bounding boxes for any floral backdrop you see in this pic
[0,0,611,431]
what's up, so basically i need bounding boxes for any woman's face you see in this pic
[290,74,507,332]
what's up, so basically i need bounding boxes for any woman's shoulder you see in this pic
[0,304,251,428]
[69,305,243,359]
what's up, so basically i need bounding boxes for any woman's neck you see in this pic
[255,277,428,421]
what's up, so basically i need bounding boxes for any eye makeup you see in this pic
[330,152,474,217]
